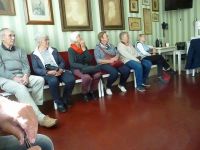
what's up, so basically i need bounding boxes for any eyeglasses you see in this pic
[8,34,15,38]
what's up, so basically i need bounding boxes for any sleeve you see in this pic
[31,54,47,76]
[136,43,151,56]
[53,48,65,69]
[0,56,15,79]
[94,46,102,64]
[20,50,31,75]
[68,48,87,69]
[83,48,92,63]
[117,43,139,62]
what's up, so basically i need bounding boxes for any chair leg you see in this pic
[133,71,137,88]
[54,101,57,110]
[98,79,104,98]
[192,69,195,77]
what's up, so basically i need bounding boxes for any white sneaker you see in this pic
[106,88,113,95]
[118,85,127,92]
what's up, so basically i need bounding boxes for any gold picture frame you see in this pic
[0,0,15,16]
[143,8,152,35]
[24,0,54,25]
[129,0,139,13]
[59,0,93,31]
[152,13,159,22]
[152,0,159,11]
[128,17,141,31]
[99,0,125,30]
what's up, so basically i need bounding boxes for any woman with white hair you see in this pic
[31,33,75,112]
[68,32,101,101]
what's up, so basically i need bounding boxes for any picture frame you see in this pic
[142,0,150,6]
[99,0,125,30]
[152,0,159,11]
[129,0,139,13]
[152,13,159,22]
[128,17,141,31]
[24,0,54,25]
[0,0,15,16]
[59,0,93,31]
[143,8,152,35]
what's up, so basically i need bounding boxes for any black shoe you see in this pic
[55,100,67,113]
[88,92,96,100]
[83,94,89,102]
[63,99,74,108]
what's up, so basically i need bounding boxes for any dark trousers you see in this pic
[144,55,170,76]
[73,69,101,94]
[44,71,75,103]
[125,59,152,87]
[100,64,130,89]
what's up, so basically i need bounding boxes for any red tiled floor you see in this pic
[39,74,200,150]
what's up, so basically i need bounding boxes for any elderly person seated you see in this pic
[0,96,55,150]
[136,34,174,83]
[68,32,101,101]
[117,32,152,92]
[0,28,56,128]
[94,31,130,95]
[31,33,75,112]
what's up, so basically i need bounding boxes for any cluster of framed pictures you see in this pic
[0,0,126,31]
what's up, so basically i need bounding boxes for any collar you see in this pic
[1,43,15,51]
[99,43,111,49]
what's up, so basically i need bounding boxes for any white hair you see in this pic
[69,31,80,44]
[0,28,10,41]
[34,32,49,45]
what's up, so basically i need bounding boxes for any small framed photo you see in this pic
[0,0,15,16]
[59,0,93,31]
[152,0,159,11]
[142,0,150,6]
[129,0,139,13]
[152,13,159,22]
[24,0,54,25]
[143,8,152,35]
[99,0,125,30]
[128,17,141,31]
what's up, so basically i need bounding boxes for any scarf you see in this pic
[70,44,84,55]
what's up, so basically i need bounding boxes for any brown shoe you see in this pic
[39,116,57,128]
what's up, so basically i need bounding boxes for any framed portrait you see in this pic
[129,0,139,13]
[0,0,15,16]
[59,0,93,31]
[152,13,159,22]
[99,0,125,30]
[142,0,150,6]
[143,8,152,35]
[128,17,141,31]
[152,0,159,11]
[24,0,54,25]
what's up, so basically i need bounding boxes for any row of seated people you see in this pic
[0,28,174,128]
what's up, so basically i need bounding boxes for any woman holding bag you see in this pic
[68,32,101,101]
[94,31,130,96]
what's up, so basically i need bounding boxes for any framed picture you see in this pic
[0,0,15,16]
[128,17,141,31]
[152,0,159,11]
[152,13,159,22]
[99,0,125,30]
[143,8,152,35]
[142,0,150,6]
[129,0,139,13]
[24,0,54,25]
[59,0,93,31]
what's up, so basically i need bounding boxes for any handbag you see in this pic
[81,65,101,74]
[45,64,59,71]
[175,42,186,50]
[99,46,123,68]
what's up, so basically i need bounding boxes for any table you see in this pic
[156,46,176,72]
[174,50,186,75]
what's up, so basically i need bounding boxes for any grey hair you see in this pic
[34,32,49,45]
[119,31,129,40]
[0,28,9,41]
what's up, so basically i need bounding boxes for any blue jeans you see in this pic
[44,71,75,103]
[125,59,152,87]
[0,134,54,150]
[100,64,130,88]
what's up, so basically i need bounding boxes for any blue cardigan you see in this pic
[185,38,200,69]
[31,48,65,76]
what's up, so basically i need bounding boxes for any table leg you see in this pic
[173,51,176,71]
[178,52,181,75]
